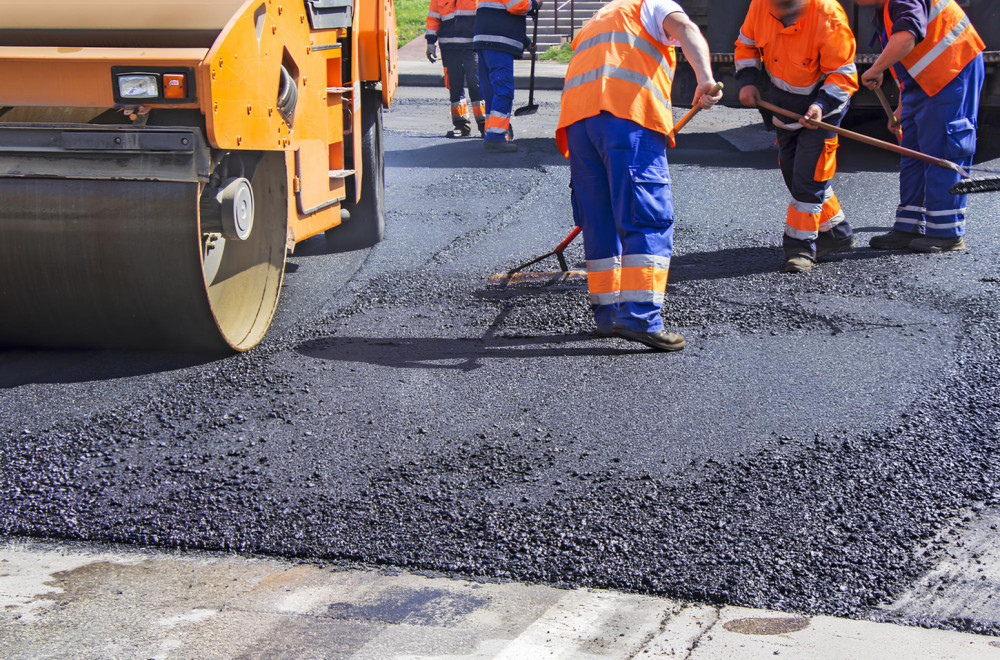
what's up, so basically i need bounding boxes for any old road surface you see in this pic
[2,88,1000,652]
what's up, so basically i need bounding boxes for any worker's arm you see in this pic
[505,0,542,17]
[803,10,858,128]
[861,31,917,89]
[663,12,721,109]
[735,2,762,108]
[425,0,441,62]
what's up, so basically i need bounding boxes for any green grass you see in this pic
[539,41,573,63]
[395,0,431,46]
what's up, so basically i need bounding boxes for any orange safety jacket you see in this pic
[555,0,677,158]
[426,0,478,49]
[882,0,984,97]
[735,0,857,114]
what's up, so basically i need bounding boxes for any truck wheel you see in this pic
[328,88,385,249]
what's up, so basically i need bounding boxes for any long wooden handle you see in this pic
[874,87,902,140]
[756,99,964,176]
[671,82,724,137]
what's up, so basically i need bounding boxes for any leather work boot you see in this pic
[815,233,856,259]
[484,140,518,152]
[869,229,919,250]
[909,235,965,253]
[595,327,617,338]
[782,255,814,273]
[616,328,686,352]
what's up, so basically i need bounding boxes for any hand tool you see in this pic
[757,100,1000,195]
[493,84,725,286]
[874,87,902,141]
[513,11,540,117]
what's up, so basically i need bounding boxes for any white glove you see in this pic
[426,42,438,63]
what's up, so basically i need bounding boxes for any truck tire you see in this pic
[327,88,385,250]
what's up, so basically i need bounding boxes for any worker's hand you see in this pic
[861,67,883,91]
[694,81,722,110]
[889,104,903,137]
[739,85,761,108]
[799,104,823,129]
[426,42,438,63]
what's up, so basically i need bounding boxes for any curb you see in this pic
[398,60,567,90]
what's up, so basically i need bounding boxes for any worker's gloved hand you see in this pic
[739,85,761,108]
[426,42,438,63]
[694,81,722,110]
[799,104,823,129]
[861,67,883,91]
[890,104,903,137]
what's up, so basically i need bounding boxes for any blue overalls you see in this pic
[875,21,985,238]
[566,112,674,334]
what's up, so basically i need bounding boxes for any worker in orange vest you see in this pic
[736,0,859,273]
[426,0,487,137]
[555,0,721,352]
[856,0,985,253]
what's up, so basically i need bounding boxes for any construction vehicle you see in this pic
[0,0,398,351]
[666,0,999,120]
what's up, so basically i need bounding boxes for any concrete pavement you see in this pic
[3,538,1000,659]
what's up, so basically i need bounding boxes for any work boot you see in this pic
[476,118,486,137]
[484,140,518,152]
[815,233,856,259]
[594,327,616,338]
[617,328,686,352]
[782,255,814,273]
[869,229,919,250]
[909,235,965,253]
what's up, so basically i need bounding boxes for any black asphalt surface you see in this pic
[2,94,999,631]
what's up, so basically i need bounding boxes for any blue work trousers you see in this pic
[894,55,984,238]
[566,113,674,334]
[477,48,514,142]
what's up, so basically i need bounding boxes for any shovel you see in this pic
[513,11,540,117]
[757,100,1000,195]
[874,86,902,141]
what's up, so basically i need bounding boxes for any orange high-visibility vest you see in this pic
[884,0,984,97]
[555,0,677,158]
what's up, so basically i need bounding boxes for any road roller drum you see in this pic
[0,0,398,351]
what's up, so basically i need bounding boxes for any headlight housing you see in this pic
[117,74,159,100]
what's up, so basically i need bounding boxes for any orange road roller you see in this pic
[0,0,398,351]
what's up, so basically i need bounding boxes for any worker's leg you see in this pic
[441,49,471,134]
[893,94,928,235]
[595,113,673,333]
[477,49,493,119]
[463,50,487,134]
[479,49,515,143]
[913,55,984,247]
[779,112,851,268]
[567,116,621,334]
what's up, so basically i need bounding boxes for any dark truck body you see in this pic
[672,0,1000,122]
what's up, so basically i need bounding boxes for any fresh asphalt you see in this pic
[1,87,999,639]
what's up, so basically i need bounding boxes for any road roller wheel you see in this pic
[327,88,385,250]
[0,151,288,352]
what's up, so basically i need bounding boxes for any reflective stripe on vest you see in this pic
[555,0,677,158]
[885,0,984,97]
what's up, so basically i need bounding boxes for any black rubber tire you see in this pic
[327,88,385,249]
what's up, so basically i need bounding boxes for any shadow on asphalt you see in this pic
[669,244,898,282]
[0,349,214,389]
[296,333,649,371]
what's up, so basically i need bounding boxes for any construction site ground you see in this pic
[2,87,1000,659]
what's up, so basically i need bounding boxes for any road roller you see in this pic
[0,0,398,351]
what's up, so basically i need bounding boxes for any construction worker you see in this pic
[426,0,487,137]
[555,0,722,351]
[736,0,860,273]
[856,0,985,253]
[473,0,542,152]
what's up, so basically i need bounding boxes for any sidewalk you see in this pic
[398,35,568,90]
[3,538,999,659]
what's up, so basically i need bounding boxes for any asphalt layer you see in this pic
[2,90,1000,631]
